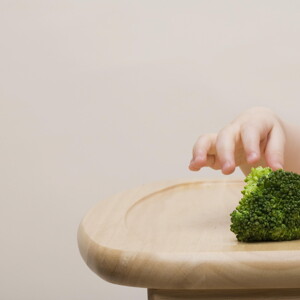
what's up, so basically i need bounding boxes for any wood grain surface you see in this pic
[77,179,300,289]
[148,288,300,300]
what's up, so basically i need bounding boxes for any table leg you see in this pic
[147,288,300,300]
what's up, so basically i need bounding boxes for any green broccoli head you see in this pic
[230,166,300,242]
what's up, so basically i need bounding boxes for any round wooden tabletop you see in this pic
[78,179,300,290]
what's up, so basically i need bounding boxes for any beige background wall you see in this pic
[1,1,300,299]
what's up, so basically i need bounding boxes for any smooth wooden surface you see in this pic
[148,289,300,300]
[77,179,300,289]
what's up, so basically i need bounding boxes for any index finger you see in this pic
[189,134,216,171]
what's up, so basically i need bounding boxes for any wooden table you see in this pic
[77,179,300,299]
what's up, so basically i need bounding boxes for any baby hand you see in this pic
[189,107,285,175]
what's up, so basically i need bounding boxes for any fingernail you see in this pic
[223,161,233,173]
[194,155,204,163]
[248,152,258,162]
[273,163,283,170]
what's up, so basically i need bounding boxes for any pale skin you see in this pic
[189,107,300,176]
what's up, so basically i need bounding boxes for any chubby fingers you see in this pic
[240,123,262,165]
[264,124,285,170]
[189,127,238,174]
[189,134,217,171]
[215,125,238,174]
[240,121,284,171]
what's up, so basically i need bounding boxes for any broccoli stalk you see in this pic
[230,166,300,242]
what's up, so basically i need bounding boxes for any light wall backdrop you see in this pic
[1,1,300,299]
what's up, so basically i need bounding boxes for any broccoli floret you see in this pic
[230,166,300,242]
